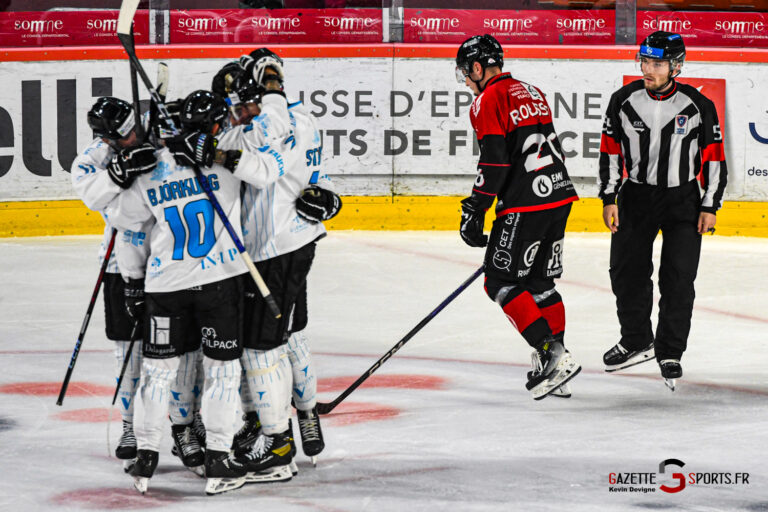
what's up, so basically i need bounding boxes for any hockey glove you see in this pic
[124,278,145,320]
[107,143,157,189]
[459,196,488,248]
[214,149,242,172]
[166,132,215,168]
[296,186,342,223]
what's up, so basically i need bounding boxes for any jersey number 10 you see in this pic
[164,199,216,260]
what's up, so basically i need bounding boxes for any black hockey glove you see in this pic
[106,143,157,189]
[166,132,215,168]
[213,149,242,172]
[124,278,145,320]
[459,196,488,248]
[296,186,342,223]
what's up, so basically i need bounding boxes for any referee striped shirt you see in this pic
[598,79,727,213]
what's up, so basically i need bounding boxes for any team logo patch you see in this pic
[675,115,688,135]
[492,249,512,270]
[522,241,541,268]
[532,175,553,198]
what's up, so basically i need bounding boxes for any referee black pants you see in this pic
[609,180,702,361]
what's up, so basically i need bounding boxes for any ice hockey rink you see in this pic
[1,231,767,511]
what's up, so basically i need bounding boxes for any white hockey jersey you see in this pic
[70,138,123,274]
[105,148,248,293]
[217,96,331,261]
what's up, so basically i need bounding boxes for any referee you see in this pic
[597,31,728,385]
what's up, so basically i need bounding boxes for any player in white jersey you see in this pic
[106,89,292,495]
[215,49,342,478]
[71,97,157,471]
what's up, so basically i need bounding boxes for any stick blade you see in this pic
[117,0,141,36]
[316,402,333,415]
[156,63,169,99]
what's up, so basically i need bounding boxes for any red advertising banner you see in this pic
[623,76,726,135]
[0,10,149,47]
[170,9,383,44]
[637,11,768,48]
[404,9,615,45]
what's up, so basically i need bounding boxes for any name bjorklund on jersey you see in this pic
[145,174,221,206]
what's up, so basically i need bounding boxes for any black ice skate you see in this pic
[525,339,581,400]
[236,430,295,484]
[232,411,261,457]
[130,449,158,494]
[603,341,655,372]
[116,419,137,472]
[526,371,572,398]
[659,359,682,391]
[171,423,205,477]
[204,449,247,495]
[191,410,206,448]
[297,406,325,465]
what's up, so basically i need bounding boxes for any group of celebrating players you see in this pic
[71,48,342,495]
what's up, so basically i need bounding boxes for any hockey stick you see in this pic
[111,319,141,406]
[56,229,118,406]
[116,0,281,319]
[316,265,485,415]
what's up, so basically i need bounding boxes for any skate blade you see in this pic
[290,460,299,475]
[531,357,582,400]
[549,383,572,399]
[123,458,137,473]
[604,349,655,373]
[664,378,676,391]
[133,476,149,494]
[244,464,293,484]
[310,456,317,467]
[205,476,246,495]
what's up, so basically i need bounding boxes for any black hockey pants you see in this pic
[609,180,702,361]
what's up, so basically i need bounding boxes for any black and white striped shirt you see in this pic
[598,79,727,213]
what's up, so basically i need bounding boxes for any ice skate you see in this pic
[297,406,324,465]
[171,423,205,477]
[237,430,294,484]
[204,449,246,495]
[659,359,682,391]
[232,411,261,457]
[525,370,571,398]
[130,449,158,495]
[603,341,654,372]
[525,339,581,400]
[191,410,206,449]
[116,420,137,460]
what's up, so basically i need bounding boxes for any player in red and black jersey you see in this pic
[456,34,581,400]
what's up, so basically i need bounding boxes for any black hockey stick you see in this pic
[56,229,118,406]
[316,265,484,415]
[116,0,280,319]
[112,319,142,406]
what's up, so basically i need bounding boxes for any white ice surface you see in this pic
[1,232,767,511]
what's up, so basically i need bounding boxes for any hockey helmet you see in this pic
[87,97,135,140]
[637,31,686,65]
[180,90,228,136]
[455,34,504,83]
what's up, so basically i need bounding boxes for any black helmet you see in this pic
[211,60,242,97]
[87,97,134,140]
[180,90,228,135]
[638,31,686,64]
[455,34,503,82]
